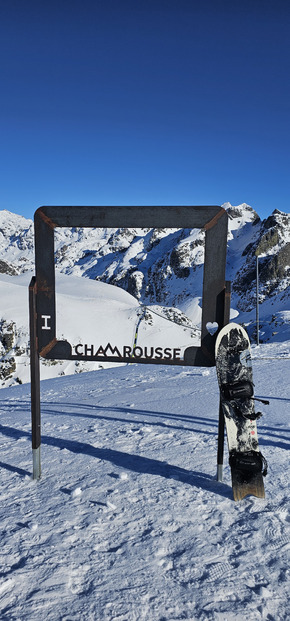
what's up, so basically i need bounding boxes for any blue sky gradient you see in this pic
[0,0,289,220]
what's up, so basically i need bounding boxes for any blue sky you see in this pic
[0,0,289,221]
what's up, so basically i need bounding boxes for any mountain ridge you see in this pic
[0,203,289,386]
[0,202,288,310]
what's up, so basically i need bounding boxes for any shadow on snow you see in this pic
[0,423,232,499]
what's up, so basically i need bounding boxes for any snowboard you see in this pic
[215,323,267,501]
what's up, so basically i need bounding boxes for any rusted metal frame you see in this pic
[216,280,231,482]
[47,350,203,365]
[47,340,213,366]
[183,211,228,366]
[32,204,230,482]
[34,205,228,367]
[34,210,56,355]
[202,212,228,357]
[35,205,225,229]
[29,276,41,479]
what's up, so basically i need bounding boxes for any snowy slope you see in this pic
[0,354,289,620]
[0,271,199,387]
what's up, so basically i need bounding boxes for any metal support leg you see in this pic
[29,277,41,479]
[32,447,41,480]
[216,280,231,482]
[217,399,225,481]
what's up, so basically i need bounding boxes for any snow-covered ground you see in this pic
[1,347,289,620]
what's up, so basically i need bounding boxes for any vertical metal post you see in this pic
[256,254,259,346]
[217,280,231,482]
[217,401,225,482]
[29,277,41,479]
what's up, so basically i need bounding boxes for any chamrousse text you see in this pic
[73,343,182,360]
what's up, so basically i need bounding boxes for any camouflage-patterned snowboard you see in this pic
[215,323,267,501]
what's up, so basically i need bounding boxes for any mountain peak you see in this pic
[222,202,260,224]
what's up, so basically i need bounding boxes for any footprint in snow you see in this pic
[267,533,290,551]
[155,549,173,571]
[67,564,91,595]
[204,561,233,582]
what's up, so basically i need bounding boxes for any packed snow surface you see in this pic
[0,348,289,620]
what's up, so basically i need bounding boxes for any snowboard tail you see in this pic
[229,449,267,501]
[231,467,265,501]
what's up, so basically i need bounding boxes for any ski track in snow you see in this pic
[0,356,289,620]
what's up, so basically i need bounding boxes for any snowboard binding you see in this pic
[221,380,253,400]
[229,449,268,481]
[221,380,269,419]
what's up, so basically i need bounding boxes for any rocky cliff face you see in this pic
[0,319,27,384]
[231,208,289,311]
[0,210,34,274]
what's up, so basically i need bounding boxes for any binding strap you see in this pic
[222,381,269,405]
[222,380,253,400]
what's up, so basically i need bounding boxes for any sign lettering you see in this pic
[73,343,181,361]
[41,315,51,330]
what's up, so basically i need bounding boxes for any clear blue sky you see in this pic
[0,0,289,220]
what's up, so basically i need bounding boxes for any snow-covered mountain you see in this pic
[1,203,289,310]
[0,203,289,387]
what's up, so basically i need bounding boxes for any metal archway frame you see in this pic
[29,205,230,479]
[34,205,228,365]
